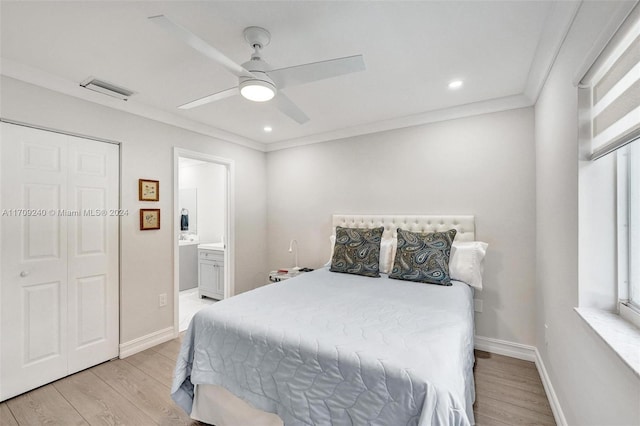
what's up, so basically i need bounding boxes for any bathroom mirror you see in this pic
[179,188,197,234]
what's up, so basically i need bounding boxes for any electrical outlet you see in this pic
[159,293,167,307]
[474,299,483,313]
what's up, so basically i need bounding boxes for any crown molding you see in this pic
[573,0,639,87]
[2,58,542,155]
[0,58,267,152]
[0,3,580,154]
[265,94,533,152]
[523,0,581,104]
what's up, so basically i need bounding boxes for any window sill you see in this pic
[575,307,640,378]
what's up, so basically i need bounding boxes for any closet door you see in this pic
[0,123,119,401]
[66,135,119,373]
[0,123,70,400]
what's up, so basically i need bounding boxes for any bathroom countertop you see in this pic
[198,242,225,251]
[179,241,200,246]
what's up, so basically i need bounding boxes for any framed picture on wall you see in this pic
[139,179,159,201]
[140,209,160,230]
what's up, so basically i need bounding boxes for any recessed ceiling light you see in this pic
[263,126,273,133]
[448,80,463,89]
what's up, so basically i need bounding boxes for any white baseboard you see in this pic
[534,348,568,426]
[474,335,536,361]
[119,326,177,358]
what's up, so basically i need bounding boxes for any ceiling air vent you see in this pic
[80,77,134,101]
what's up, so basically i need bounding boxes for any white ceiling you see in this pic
[0,1,579,151]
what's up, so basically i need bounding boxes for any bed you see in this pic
[172,215,478,426]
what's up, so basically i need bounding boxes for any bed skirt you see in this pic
[191,384,284,426]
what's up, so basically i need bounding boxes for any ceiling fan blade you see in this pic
[268,55,365,89]
[178,87,239,109]
[148,15,253,79]
[274,93,310,124]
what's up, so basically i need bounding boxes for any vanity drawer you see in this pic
[199,249,224,261]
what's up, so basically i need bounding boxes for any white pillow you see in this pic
[326,235,396,274]
[325,235,337,267]
[378,238,396,274]
[449,241,488,290]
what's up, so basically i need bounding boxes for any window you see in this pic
[575,4,640,375]
[579,3,639,317]
[628,141,640,310]
[618,139,640,319]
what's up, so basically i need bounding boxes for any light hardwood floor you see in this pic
[473,350,556,425]
[1,337,555,426]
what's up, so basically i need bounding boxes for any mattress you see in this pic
[172,268,475,426]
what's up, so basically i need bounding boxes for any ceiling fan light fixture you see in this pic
[240,79,276,102]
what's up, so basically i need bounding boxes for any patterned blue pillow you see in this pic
[389,228,457,286]
[330,226,384,277]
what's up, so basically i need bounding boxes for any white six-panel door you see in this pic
[0,124,70,400]
[66,134,119,373]
[0,122,119,401]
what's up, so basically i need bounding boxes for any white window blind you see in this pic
[581,4,640,160]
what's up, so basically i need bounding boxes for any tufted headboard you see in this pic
[331,215,475,241]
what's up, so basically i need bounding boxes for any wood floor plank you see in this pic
[92,359,192,426]
[475,356,541,380]
[474,369,548,396]
[54,369,155,425]
[475,378,552,416]
[151,338,182,362]
[476,351,538,371]
[5,385,87,425]
[1,402,19,426]
[125,348,176,387]
[473,350,555,425]
[474,411,513,426]
[474,394,556,426]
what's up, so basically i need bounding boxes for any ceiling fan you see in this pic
[149,15,366,124]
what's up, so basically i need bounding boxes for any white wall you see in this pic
[267,107,537,345]
[579,153,618,310]
[179,162,226,244]
[0,76,268,344]
[535,1,640,424]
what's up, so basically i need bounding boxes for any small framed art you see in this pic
[139,179,159,201]
[140,209,160,230]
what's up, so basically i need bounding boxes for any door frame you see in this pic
[173,148,235,333]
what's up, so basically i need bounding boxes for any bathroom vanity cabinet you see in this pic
[198,244,225,300]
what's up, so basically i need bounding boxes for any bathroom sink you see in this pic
[179,234,200,246]
[179,241,199,246]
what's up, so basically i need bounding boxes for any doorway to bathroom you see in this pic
[173,148,234,333]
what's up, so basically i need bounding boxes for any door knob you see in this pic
[20,271,29,277]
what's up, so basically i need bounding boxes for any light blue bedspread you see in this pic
[172,268,475,425]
